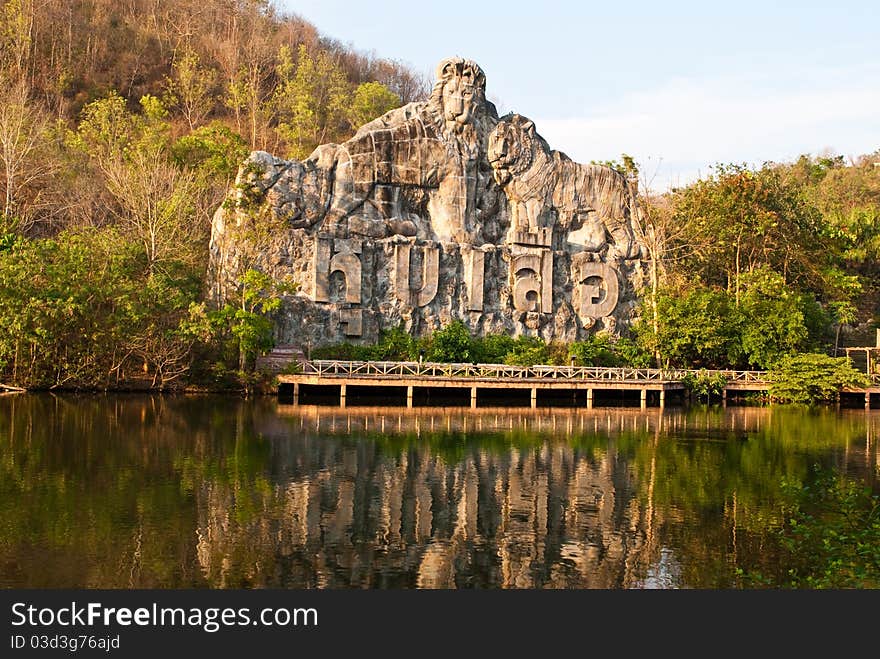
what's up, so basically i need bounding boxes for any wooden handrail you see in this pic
[300,360,772,384]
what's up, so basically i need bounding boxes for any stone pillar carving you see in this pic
[510,247,553,314]
[462,246,486,312]
[393,242,439,307]
[574,261,620,318]
[313,235,362,304]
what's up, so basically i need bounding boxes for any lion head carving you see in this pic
[429,57,486,134]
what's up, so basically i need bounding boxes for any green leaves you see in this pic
[638,271,831,369]
[769,353,869,405]
[273,44,356,160]
[0,228,198,389]
[426,319,473,363]
[348,81,401,129]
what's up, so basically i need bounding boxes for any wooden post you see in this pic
[293,382,300,406]
[471,386,478,409]
[586,388,594,410]
[407,385,414,409]
[340,383,347,409]
[867,392,872,411]
[640,389,647,410]
[722,388,728,408]
[659,389,665,409]
[531,388,537,409]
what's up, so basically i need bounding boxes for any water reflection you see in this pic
[0,395,877,588]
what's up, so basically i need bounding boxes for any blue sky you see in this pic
[275,1,880,190]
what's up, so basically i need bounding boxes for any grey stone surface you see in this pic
[207,57,650,348]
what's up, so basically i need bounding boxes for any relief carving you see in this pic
[209,57,650,347]
[462,246,486,312]
[394,242,439,307]
[510,248,553,314]
[574,260,620,320]
[489,114,644,260]
[313,236,362,304]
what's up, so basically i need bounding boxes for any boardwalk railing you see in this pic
[300,360,771,384]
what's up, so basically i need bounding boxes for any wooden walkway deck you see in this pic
[277,360,880,410]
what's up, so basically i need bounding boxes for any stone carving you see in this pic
[510,248,553,314]
[207,57,650,349]
[488,114,641,259]
[313,236,362,304]
[462,246,486,312]
[318,57,496,243]
[394,242,439,307]
[338,309,363,337]
[573,258,620,321]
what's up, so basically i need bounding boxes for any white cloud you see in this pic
[534,72,880,191]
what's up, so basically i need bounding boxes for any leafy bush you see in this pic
[681,369,728,401]
[635,287,743,368]
[769,353,869,405]
[427,320,473,362]
[503,336,549,366]
[372,326,418,361]
[310,342,375,361]
[470,334,515,363]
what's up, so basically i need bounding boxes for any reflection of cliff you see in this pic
[2,395,878,588]
[193,408,663,588]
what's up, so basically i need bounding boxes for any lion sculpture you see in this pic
[488,113,643,260]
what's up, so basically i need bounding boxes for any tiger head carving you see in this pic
[487,113,645,260]
[487,114,550,186]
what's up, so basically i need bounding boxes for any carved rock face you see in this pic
[207,59,650,348]
[435,56,486,132]
[487,115,536,186]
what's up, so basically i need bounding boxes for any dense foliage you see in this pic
[312,320,651,368]
[0,0,414,390]
[768,354,868,405]
[638,158,879,371]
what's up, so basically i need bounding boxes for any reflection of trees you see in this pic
[1,397,876,588]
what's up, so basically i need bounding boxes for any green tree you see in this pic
[273,44,351,159]
[212,269,297,373]
[348,81,400,128]
[426,320,473,363]
[635,286,742,368]
[737,268,813,368]
[671,163,829,301]
[829,300,858,357]
[70,93,201,273]
[769,353,868,405]
[165,47,218,130]
[471,334,516,364]
[503,336,549,366]
[0,228,200,389]
[372,326,417,361]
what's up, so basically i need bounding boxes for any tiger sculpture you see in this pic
[487,113,644,260]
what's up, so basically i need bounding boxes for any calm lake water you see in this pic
[1,394,877,589]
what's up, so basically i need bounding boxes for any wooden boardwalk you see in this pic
[277,360,880,410]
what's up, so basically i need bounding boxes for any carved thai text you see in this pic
[313,236,362,304]
[393,242,439,307]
